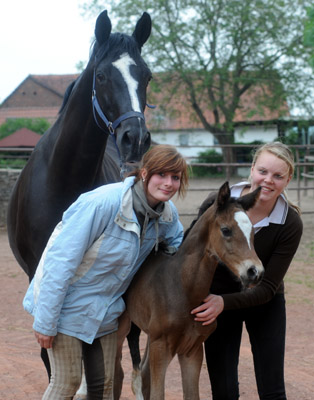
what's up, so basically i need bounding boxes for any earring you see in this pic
[142,178,145,182]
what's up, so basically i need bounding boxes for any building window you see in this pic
[179,133,189,146]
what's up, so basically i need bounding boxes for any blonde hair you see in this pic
[129,145,189,198]
[251,142,301,215]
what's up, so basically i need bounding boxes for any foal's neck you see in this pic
[179,213,218,306]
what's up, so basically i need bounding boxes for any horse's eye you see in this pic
[221,227,232,237]
[96,73,106,84]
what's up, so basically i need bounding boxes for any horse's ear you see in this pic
[215,182,231,211]
[95,10,112,45]
[237,186,261,211]
[132,12,152,50]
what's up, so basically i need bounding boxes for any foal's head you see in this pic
[204,182,264,288]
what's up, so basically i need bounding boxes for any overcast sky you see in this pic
[0,0,99,102]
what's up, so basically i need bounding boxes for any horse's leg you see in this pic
[127,323,143,399]
[74,367,87,400]
[148,339,173,400]
[140,339,151,400]
[41,347,51,380]
[178,345,203,400]
[114,312,131,400]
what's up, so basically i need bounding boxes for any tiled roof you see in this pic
[29,74,79,97]
[145,78,289,131]
[0,128,42,147]
[1,73,289,131]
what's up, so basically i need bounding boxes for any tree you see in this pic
[304,6,314,69]
[0,118,50,140]
[82,0,314,169]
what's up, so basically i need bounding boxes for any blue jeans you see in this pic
[204,294,287,400]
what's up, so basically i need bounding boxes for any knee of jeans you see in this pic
[44,374,83,398]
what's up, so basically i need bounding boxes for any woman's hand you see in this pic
[34,331,55,349]
[191,294,224,325]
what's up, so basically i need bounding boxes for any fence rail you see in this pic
[1,144,314,214]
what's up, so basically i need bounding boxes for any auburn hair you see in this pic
[129,144,189,198]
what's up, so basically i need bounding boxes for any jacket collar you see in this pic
[114,177,174,235]
[231,181,288,232]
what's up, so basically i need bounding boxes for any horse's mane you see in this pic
[92,32,142,65]
[183,192,217,240]
[59,80,77,114]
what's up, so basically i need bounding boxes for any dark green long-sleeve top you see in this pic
[211,184,303,310]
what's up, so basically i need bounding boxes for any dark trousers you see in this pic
[204,294,287,400]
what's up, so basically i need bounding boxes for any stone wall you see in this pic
[0,169,20,228]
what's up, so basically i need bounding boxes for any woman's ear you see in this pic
[286,173,292,186]
[141,168,148,182]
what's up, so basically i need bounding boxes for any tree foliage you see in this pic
[0,118,50,140]
[304,6,314,69]
[82,0,314,157]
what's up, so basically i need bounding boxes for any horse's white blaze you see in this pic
[112,53,141,112]
[234,211,252,250]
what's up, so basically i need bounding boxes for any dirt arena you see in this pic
[1,178,314,399]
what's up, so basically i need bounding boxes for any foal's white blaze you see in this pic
[112,53,141,112]
[234,211,252,250]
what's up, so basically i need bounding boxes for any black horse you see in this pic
[7,10,152,388]
[7,10,152,281]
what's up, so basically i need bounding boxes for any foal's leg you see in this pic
[140,340,151,400]
[178,345,203,400]
[148,339,173,400]
[114,312,131,400]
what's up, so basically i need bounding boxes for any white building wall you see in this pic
[234,125,278,143]
[152,124,279,159]
[151,130,216,159]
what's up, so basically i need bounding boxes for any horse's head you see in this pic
[91,10,152,174]
[206,182,264,288]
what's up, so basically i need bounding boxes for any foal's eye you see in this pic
[221,227,232,237]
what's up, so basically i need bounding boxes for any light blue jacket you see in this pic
[23,177,183,344]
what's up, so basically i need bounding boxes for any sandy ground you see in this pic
[1,178,314,399]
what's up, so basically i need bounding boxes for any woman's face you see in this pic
[142,170,182,208]
[250,150,291,204]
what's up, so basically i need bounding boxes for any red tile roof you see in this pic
[29,74,79,97]
[0,73,289,131]
[0,128,42,147]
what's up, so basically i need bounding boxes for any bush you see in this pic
[0,118,49,140]
[191,149,223,177]
[0,158,27,169]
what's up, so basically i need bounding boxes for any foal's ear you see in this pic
[237,186,261,211]
[132,12,152,50]
[95,10,112,45]
[215,181,231,211]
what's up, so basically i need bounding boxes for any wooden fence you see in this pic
[1,144,314,217]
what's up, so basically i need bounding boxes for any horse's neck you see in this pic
[49,71,108,184]
[178,213,218,307]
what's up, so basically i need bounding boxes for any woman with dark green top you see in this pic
[192,142,303,400]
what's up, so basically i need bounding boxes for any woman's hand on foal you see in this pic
[191,294,224,326]
[34,330,55,349]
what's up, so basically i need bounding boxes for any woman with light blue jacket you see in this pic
[23,144,189,400]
